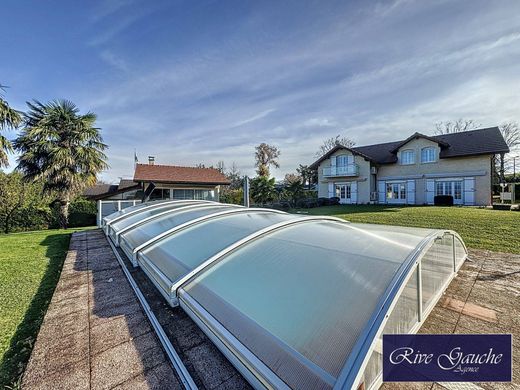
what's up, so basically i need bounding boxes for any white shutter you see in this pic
[351,182,358,204]
[328,182,334,198]
[406,180,416,205]
[425,179,435,205]
[378,181,386,204]
[464,177,475,205]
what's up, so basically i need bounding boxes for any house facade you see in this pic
[133,161,230,201]
[85,161,230,202]
[310,127,509,206]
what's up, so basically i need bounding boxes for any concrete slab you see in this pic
[112,362,182,390]
[23,358,90,390]
[23,230,182,390]
[90,310,152,356]
[90,332,167,389]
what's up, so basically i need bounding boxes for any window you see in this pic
[421,147,436,163]
[436,182,444,196]
[386,182,406,200]
[400,150,415,165]
[173,189,215,200]
[436,181,462,200]
[336,155,348,167]
[335,184,351,200]
[454,181,462,200]
[150,188,170,200]
[172,189,194,200]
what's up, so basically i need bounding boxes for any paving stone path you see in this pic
[22,229,181,390]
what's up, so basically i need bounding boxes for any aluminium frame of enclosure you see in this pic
[339,230,467,390]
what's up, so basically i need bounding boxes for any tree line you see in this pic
[0,84,108,232]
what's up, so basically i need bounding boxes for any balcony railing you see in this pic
[323,164,359,177]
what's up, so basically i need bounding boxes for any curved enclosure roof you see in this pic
[103,199,185,226]
[119,203,238,259]
[106,200,215,244]
[104,202,467,390]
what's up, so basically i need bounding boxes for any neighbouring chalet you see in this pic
[309,127,509,206]
[84,157,230,202]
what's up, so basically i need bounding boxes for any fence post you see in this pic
[97,200,102,227]
[117,200,122,211]
[243,176,250,207]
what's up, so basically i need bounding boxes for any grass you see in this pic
[0,228,92,388]
[291,205,520,254]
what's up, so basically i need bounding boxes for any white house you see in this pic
[309,127,509,206]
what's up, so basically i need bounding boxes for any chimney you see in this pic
[148,156,155,165]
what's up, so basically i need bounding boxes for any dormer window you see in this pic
[400,149,415,165]
[421,147,437,163]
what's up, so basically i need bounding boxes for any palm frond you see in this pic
[14,99,109,198]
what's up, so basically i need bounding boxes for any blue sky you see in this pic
[1,0,519,182]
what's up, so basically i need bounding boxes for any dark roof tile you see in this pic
[310,127,509,167]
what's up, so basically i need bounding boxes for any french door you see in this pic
[435,181,463,205]
[335,183,352,204]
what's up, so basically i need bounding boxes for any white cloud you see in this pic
[76,1,520,181]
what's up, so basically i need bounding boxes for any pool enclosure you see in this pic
[103,200,467,390]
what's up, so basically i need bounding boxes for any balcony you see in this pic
[323,164,359,177]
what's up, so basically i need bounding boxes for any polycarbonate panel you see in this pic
[454,236,467,268]
[120,205,237,252]
[109,201,203,237]
[181,221,433,388]
[421,234,454,312]
[103,199,166,224]
[139,211,297,288]
[360,268,419,389]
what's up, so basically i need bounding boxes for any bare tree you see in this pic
[255,143,280,177]
[315,135,355,158]
[499,121,520,151]
[434,119,520,179]
[434,119,480,135]
[499,121,520,175]
[225,162,243,189]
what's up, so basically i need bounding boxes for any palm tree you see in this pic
[14,100,108,228]
[0,84,22,167]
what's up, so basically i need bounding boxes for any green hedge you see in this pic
[1,198,97,233]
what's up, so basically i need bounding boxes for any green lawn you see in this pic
[0,228,91,388]
[291,205,520,254]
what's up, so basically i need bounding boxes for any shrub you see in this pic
[317,197,330,206]
[434,195,454,206]
[68,198,97,227]
[220,188,244,205]
[329,197,340,205]
[50,198,97,228]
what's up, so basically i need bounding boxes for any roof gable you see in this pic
[309,145,375,169]
[389,132,450,153]
[133,164,230,185]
